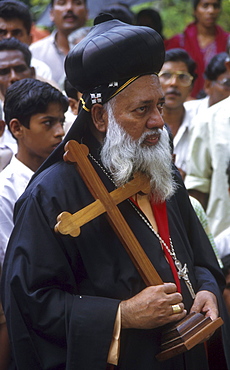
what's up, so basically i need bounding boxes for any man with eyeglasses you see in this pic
[159,48,197,180]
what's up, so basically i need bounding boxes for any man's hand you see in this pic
[190,290,218,320]
[120,283,187,329]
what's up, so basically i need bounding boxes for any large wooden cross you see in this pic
[54,140,223,361]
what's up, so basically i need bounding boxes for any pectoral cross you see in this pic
[174,260,196,299]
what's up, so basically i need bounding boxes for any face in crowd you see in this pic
[193,0,221,28]
[205,68,230,106]
[10,101,65,168]
[0,49,35,98]
[50,0,88,35]
[159,61,193,109]
[0,17,32,45]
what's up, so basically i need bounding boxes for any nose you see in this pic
[9,69,19,83]
[207,5,215,13]
[66,0,74,10]
[54,122,65,138]
[168,74,178,86]
[146,108,164,130]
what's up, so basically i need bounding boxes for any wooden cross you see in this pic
[55,139,163,286]
[54,140,223,361]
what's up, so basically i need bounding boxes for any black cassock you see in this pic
[1,132,228,370]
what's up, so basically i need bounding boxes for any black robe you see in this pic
[1,132,227,370]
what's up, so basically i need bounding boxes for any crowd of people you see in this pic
[0,0,230,369]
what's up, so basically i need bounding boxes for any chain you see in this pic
[89,152,196,299]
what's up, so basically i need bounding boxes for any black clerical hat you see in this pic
[31,15,165,179]
[65,14,164,96]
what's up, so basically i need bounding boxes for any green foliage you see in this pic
[21,0,230,34]
[132,0,230,38]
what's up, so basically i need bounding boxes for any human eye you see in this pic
[179,73,189,82]
[12,30,23,38]
[157,100,164,115]
[159,72,172,80]
[0,29,6,37]
[14,65,28,73]
[136,105,148,114]
[0,68,10,76]
[42,119,52,127]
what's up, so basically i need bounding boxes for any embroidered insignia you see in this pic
[109,82,119,87]
[90,93,102,104]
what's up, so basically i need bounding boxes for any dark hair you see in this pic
[165,48,197,80]
[100,3,134,25]
[0,0,32,34]
[4,78,69,129]
[204,52,229,80]
[64,78,79,100]
[136,8,163,37]
[193,0,221,10]
[51,0,87,7]
[0,37,32,67]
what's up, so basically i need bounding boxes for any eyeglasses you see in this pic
[213,78,230,89]
[158,71,194,87]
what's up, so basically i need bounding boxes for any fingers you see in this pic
[190,291,218,320]
[120,284,187,330]
[170,303,185,315]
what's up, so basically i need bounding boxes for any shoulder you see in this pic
[165,33,183,49]
[30,33,54,51]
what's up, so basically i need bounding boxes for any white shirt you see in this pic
[31,56,53,81]
[214,226,230,259]
[185,96,230,237]
[173,99,209,172]
[0,156,33,266]
[183,96,209,116]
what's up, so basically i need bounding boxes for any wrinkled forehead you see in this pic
[0,49,27,68]
[112,74,164,106]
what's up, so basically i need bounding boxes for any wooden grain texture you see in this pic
[55,140,224,361]
[55,140,162,286]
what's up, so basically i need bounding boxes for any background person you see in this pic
[159,48,197,179]
[184,51,230,115]
[165,0,229,98]
[0,0,53,82]
[0,78,68,267]
[185,96,230,238]
[30,0,88,88]
[0,37,36,167]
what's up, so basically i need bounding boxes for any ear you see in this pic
[50,7,55,23]
[68,98,79,115]
[204,79,212,95]
[0,120,5,137]
[30,66,36,78]
[27,33,33,46]
[91,104,108,133]
[9,119,24,140]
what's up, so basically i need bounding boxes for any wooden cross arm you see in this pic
[55,173,150,237]
[54,140,163,286]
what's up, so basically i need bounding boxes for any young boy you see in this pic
[0,78,68,368]
[0,78,68,266]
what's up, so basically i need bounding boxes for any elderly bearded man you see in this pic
[1,14,229,370]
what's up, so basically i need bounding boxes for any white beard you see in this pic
[100,101,177,203]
